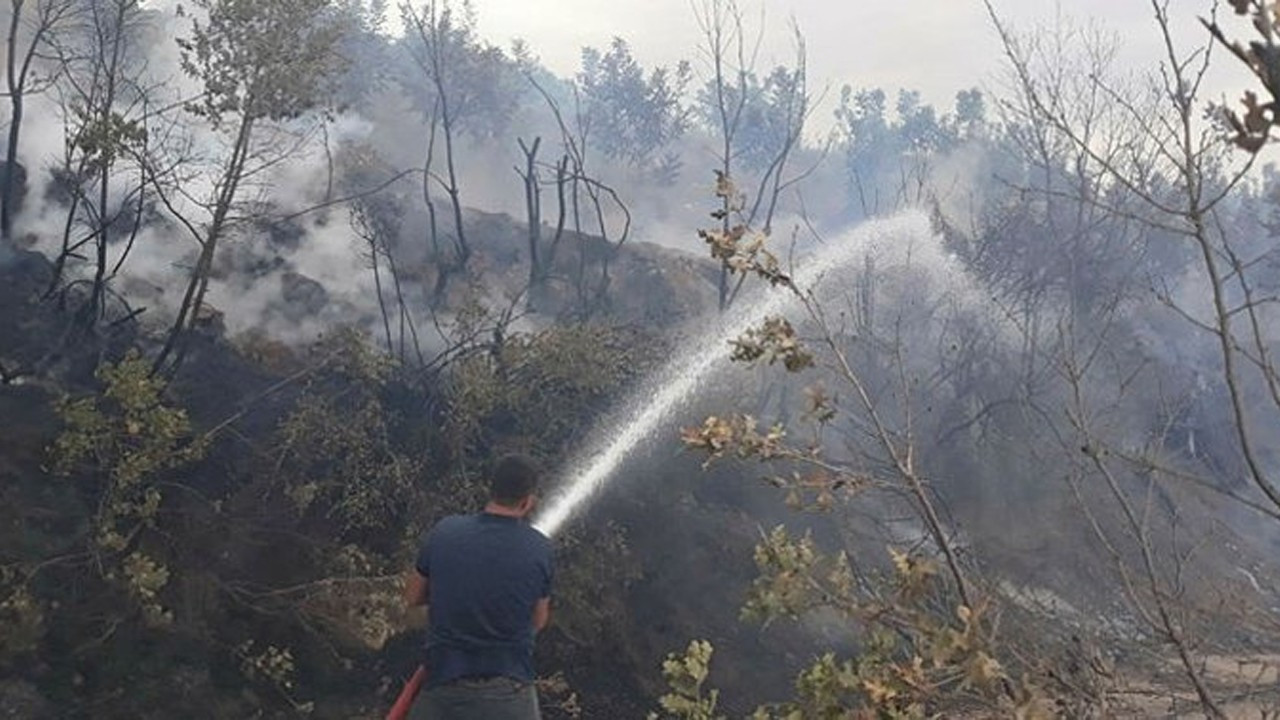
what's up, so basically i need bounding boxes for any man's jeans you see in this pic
[409,677,540,720]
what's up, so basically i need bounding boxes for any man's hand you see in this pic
[403,569,429,608]
[532,597,551,633]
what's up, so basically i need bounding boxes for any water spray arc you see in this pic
[533,211,935,537]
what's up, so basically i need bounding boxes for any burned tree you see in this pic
[524,72,632,320]
[513,128,570,310]
[4,0,77,241]
[514,135,543,306]
[399,0,518,307]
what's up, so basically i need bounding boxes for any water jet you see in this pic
[533,210,937,537]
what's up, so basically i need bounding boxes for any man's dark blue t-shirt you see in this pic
[415,513,553,687]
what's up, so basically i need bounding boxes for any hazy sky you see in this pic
[463,0,1253,122]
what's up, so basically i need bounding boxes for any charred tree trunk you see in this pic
[4,3,29,241]
[516,136,542,307]
[548,155,569,270]
[3,0,72,240]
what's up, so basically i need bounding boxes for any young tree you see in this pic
[692,0,816,310]
[695,62,809,175]
[150,0,348,375]
[46,0,154,326]
[351,195,423,365]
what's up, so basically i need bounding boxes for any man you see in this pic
[403,454,554,720]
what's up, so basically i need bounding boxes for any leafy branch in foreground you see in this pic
[1203,0,1280,151]
[650,640,723,720]
[51,351,207,624]
[652,529,1057,719]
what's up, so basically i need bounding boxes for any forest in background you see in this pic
[2,0,1280,717]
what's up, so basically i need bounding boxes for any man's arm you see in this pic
[532,597,551,633]
[407,525,435,609]
[533,539,554,633]
[403,569,429,608]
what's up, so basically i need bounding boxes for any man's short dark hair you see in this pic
[490,453,540,507]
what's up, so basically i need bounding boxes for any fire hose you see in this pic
[386,665,428,720]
